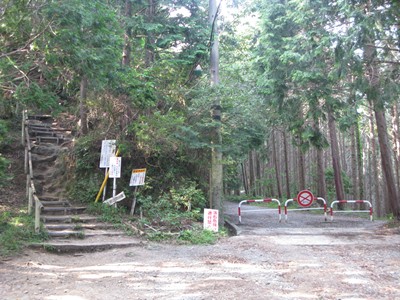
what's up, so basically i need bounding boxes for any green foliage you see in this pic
[66,133,105,203]
[178,227,218,245]
[14,82,59,112]
[86,203,126,226]
[138,182,206,233]
[325,167,352,201]
[0,120,12,185]
[0,210,48,257]
[71,134,102,174]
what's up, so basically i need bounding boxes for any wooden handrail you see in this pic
[23,110,43,233]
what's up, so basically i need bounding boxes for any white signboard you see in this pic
[203,209,219,232]
[104,192,126,205]
[129,168,147,186]
[99,140,116,168]
[109,157,122,178]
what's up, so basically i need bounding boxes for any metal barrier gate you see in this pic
[238,198,281,223]
[284,190,327,222]
[330,200,373,221]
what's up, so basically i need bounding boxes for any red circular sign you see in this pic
[297,190,314,207]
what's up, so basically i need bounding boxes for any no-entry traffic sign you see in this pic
[296,190,314,207]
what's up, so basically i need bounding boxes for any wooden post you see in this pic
[34,197,42,233]
[28,181,32,214]
[130,186,138,216]
[21,110,26,146]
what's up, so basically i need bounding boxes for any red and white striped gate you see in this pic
[238,198,281,223]
[330,200,373,221]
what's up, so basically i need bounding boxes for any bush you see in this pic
[178,227,218,245]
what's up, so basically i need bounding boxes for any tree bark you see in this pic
[145,0,155,67]
[79,76,88,135]
[374,107,400,219]
[209,0,223,224]
[350,125,358,199]
[327,108,345,202]
[355,119,364,200]
[298,146,306,190]
[272,131,282,198]
[283,130,291,198]
[391,104,400,190]
[369,114,381,217]
[122,0,133,66]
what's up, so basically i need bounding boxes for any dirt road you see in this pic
[1,202,400,300]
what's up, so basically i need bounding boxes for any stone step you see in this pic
[41,200,70,207]
[41,206,86,215]
[36,136,64,144]
[29,125,52,131]
[30,130,58,137]
[45,223,115,231]
[47,229,125,238]
[30,236,144,253]
[28,115,53,121]
[41,215,98,223]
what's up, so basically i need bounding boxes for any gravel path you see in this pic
[1,201,399,300]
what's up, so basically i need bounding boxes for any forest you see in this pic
[1,0,400,221]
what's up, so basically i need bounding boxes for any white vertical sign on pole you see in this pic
[203,209,219,232]
[99,140,116,168]
[109,157,122,178]
[99,140,116,201]
[109,156,121,202]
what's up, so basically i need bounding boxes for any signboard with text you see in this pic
[104,192,126,205]
[99,140,116,168]
[203,209,219,232]
[129,169,147,186]
[109,157,122,178]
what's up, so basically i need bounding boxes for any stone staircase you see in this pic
[27,114,142,252]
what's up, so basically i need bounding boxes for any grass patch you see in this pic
[0,210,48,257]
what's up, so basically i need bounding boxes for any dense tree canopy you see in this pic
[1,0,399,219]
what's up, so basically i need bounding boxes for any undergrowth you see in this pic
[0,210,48,257]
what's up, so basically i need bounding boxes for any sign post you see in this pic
[99,140,116,201]
[129,168,146,215]
[109,156,122,207]
[297,190,314,208]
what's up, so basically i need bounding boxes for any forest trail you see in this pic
[26,114,142,253]
[1,210,399,300]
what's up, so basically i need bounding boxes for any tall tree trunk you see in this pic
[350,125,358,199]
[364,32,400,219]
[122,0,132,66]
[272,131,282,198]
[248,151,255,196]
[145,0,155,67]
[241,163,249,195]
[316,148,326,199]
[298,146,306,190]
[374,108,400,219]
[313,120,326,199]
[209,0,223,223]
[355,119,364,200]
[79,76,88,135]
[369,114,381,217]
[283,130,291,198]
[391,104,400,190]
[328,108,345,202]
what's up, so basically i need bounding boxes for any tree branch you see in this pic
[0,22,51,59]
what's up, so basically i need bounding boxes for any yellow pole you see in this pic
[95,148,120,202]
